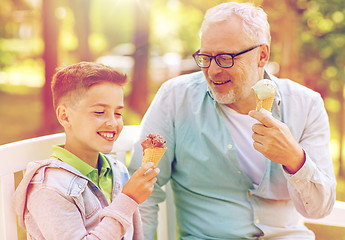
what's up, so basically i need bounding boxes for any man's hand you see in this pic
[249,109,305,174]
[122,162,160,204]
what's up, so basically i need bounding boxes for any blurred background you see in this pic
[0,0,344,238]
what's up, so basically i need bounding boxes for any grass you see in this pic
[0,87,42,145]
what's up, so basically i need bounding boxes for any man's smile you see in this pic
[211,79,231,85]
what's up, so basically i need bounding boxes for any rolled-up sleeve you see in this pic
[283,93,336,218]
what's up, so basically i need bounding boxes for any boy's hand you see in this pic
[122,162,160,204]
[249,109,305,174]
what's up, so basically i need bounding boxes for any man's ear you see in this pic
[258,44,270,68]
[56,105,71,129]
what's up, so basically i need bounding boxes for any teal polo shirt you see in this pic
[51,145,113,203]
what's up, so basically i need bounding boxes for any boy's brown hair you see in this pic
[51,62,127,109]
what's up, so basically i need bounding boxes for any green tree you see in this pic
[297,0,345,177]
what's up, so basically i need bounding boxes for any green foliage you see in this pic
[150,0,204,56]
[89,0,136,56]
[150,0,264,57]
[300,0,345,85]
[0,38,43,68]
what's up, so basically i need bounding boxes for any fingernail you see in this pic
[259,108,272,115]
[144,168,152,175]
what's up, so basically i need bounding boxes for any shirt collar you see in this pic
[98,153,112,174]
[51,145,94,176]
[51,145,111,177]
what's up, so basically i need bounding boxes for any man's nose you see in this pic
[207,58,223,75]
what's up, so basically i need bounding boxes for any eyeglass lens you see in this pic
[194,54,234,68]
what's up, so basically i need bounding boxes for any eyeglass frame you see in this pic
[192,44,263,69]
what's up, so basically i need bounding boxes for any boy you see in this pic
[13,62,159,239]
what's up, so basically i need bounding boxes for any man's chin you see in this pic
[214,95,236,105]
[210,90,235,105]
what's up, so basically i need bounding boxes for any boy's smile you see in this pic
[98,131,116,141]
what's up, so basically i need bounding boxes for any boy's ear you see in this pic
[258,44,270,68]
[56,105,71,128]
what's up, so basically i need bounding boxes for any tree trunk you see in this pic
[128,0,151,116]
[41,0,60,134]
[338,85,344,178]
[262,0,303,84]
[70,0,92,61]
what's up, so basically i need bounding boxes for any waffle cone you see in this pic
[255,95,275,112]
[142,147,167,167]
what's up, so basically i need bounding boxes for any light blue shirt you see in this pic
[129,71,336,239]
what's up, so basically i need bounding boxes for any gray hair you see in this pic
[200,2,271,45]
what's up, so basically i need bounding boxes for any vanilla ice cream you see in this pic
[252,79,277,112]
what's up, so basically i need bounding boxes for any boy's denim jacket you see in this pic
[13,156,143,240]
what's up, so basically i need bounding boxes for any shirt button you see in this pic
[238,170,242,174]
[78,184,83,189]
[295,179,300,183]
[255,218,260,224]
[248,191,253,196]
[228,144,233,149]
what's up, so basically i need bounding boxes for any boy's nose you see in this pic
[105,121,113,127]
[105,115,116,127]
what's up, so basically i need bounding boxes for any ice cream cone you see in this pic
[142,147,167,167]
[252,79,277,112]
[255,95,275,112]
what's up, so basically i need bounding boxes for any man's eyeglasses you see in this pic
[192,44,262,69]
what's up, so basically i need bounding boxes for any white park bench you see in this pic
[0,125,344,239]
